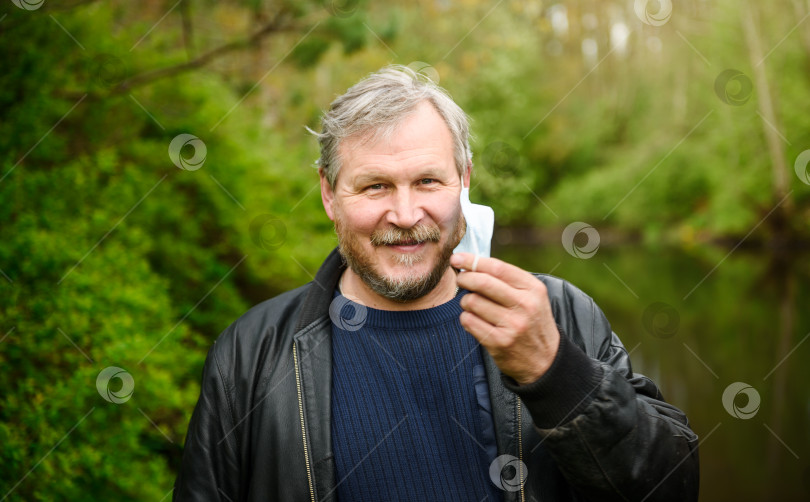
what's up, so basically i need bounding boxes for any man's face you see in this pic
[321,101,469,301]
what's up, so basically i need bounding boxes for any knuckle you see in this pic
[535,280,548,295]
[488,332,508,349]
[510,317,529,334]
[499,332,518,349]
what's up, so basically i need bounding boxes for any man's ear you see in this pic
[320,168,336,221]
[463,161,472,188]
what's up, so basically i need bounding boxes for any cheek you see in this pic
[429,196,462,229]
[338,200,385,235]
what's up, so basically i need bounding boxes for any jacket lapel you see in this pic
[294,248,345,501]
[482,350,522,502]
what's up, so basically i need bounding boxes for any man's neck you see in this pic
[339,267,459,311]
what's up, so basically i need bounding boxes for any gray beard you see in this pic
[335,215,465,302]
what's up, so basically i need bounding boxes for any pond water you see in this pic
[495,237,810,501]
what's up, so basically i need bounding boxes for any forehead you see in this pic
[337,101,455,179]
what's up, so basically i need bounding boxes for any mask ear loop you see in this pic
[471,253,480,273]
[460,174,481,272]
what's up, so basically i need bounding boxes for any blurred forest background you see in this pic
[1,0,809,500]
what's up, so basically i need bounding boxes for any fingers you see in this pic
[459,310,501,346]
[452,253,537,309]
[450,253,535,290]
[460,292,508,327]
[457,270,516,307]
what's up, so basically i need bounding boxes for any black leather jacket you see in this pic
[174,248,699,501]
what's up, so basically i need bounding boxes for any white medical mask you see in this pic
[453,186,494,258]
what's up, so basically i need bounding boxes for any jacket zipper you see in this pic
[517,396,525,502]
[293,342,316,502]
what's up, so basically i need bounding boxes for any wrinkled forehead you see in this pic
[336,101,456,173]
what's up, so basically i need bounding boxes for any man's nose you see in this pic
[386,188,425,228]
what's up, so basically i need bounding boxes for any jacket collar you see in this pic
[295,247,346,332]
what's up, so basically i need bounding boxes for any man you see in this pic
[174,66,699,501]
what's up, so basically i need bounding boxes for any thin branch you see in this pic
[180,0,195,60]
[44,0,103,12]
[109,10,298,94]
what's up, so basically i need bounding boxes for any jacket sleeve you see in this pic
[173,334,242,502]
[503,283,699,501]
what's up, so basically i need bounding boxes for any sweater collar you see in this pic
[332,289,466,330]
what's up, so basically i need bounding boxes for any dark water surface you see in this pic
[495,239,810,501]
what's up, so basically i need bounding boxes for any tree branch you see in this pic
[180,0,195,60]
[45,0,103,12]
[109,10,299,95]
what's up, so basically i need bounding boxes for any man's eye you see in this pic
[420,178,435,185]
[367,183,384,190]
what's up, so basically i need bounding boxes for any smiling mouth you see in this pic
[385,240,428,252]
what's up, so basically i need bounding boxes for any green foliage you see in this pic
[0,1,342,499]
[292,36,333,67]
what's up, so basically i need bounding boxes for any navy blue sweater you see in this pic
[331,289,502,501]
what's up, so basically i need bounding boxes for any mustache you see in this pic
[370,224,441,247]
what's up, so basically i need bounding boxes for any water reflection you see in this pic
[495,240,810,501]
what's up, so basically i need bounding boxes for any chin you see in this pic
[376,244,431,269]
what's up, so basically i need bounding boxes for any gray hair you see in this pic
[311,64,473,189]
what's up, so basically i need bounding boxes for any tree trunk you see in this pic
[740,2,795,216]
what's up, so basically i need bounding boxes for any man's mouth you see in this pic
[386,240,425,251]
